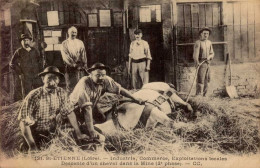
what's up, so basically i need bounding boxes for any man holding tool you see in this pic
[193,27,214,96]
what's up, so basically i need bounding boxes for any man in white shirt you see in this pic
[61,26,87,92]
[193,27,214,96]
[128,29,152,89]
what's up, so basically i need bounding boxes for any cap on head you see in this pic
[87,63,110,73]
[38,66,64,78]
[199,27,211,35]
[134,29,142,35]
[20,34,32,41]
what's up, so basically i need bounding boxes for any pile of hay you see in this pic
[105,96,260,154]
[1,95,260,157]
[184,96,260,153]
[0,101,23,156]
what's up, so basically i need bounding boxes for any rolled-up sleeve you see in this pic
[129,42,133,58]
[208,41,214,60]
[80,41,88,68]
[58,89,74,116]
[104,76,121,94]
[69,78,93,109]
[144,41,152,60]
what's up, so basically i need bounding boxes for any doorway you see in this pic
[138,4,164,82]
[139,23,164,82]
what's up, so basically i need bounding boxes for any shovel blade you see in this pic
[226,85,239,98]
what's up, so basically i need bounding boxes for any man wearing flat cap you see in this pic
[18,66,87,152]
[68,63,145,139]
[10,33,43,101]
[193,27,214,96]
[128,29,152,89]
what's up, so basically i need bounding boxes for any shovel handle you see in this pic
[228,53,232,85]
[186,60,207,102]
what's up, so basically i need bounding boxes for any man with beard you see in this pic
[10,34,42,100]
[68,63,144,139]
[61,26,87,92]
[18,66,88,152]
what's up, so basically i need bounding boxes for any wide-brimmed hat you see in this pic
[87,63,110,73]
[20,33,32,41]
[38,66,64,78]
[199,27,211,35]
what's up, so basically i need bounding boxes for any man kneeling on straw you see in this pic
[18,66,88,152]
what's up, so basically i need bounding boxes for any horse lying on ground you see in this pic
[94,82,193,138]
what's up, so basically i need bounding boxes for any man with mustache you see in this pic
[10,34,42,100]
[128,29,152,89]
[18,66,88,152]
[61,26,87,93]
[68,63,144,139]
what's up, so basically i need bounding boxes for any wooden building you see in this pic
[1,0,260,104]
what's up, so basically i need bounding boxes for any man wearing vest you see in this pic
[68,63,145,139]
[128,29,152,89]
[193,27,214,96]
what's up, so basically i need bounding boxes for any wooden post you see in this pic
[222,0,228,62]
[9,7,15,102]
[171,0,178,89]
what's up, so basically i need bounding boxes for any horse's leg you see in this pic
[146,107,174,128]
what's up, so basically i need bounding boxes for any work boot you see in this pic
[196,83,204,96]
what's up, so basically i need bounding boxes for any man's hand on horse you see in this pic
[77,133,89,140]
[134,98,146,105]
[89,130,99,140]
[186,103,193,113]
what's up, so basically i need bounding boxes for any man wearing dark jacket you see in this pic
[10,34,42,100]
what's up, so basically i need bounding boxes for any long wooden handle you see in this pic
[186,60,206,102]
[228,53,232,86]
[224,53,229,87]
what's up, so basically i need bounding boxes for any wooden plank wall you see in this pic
[176,2,223,64]
[225,1,260,62]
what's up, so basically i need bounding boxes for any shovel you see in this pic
[225,53,238,98]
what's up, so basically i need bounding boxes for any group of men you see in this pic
[9,26,214,152]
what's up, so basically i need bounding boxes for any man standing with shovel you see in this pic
[193,27,214,96]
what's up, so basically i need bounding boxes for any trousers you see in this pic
[196,62,210,96]
[65,66,85,93]
[131,62,149,89]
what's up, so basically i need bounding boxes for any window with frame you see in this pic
[176,2,224,64]
[139,5,161,23]
[38,1,83,26]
